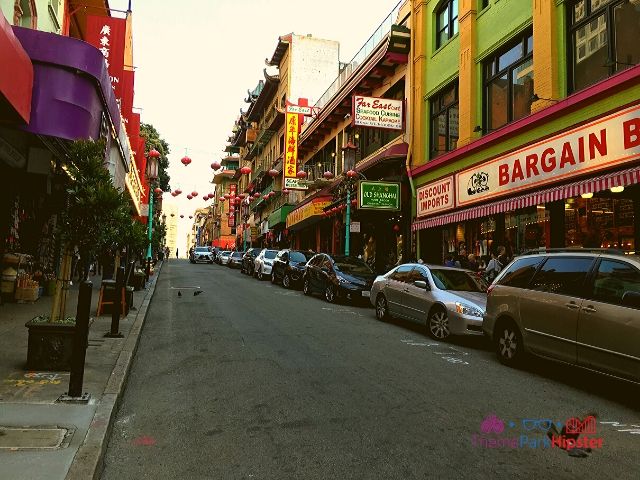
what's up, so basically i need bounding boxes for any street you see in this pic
[101,260,640,479]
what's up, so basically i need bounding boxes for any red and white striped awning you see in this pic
[412,165,640,232]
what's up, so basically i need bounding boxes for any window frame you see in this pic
[483,30,534,132]
[527,256,596,297]
[586,257,640,307]
[435,0,459,49]
[567,0,635,93]
[430,80,459,159]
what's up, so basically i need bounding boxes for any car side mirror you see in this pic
[414,280,430,290]
[622,291,640,309]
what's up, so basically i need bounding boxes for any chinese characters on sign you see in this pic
[358,181,401,210]
[353,95,403,130]
[228,184,237,227]
[283,112,301,190]
[85,16,126,104]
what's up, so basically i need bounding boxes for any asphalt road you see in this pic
[101,259,640,480]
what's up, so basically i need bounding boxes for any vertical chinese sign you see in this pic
[85,16,126,105]
[228,184,237,228]
[283,112,306,190]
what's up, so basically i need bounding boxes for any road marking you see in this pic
[170,286,201,289]
[401,339,471,365]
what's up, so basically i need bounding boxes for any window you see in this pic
[569,0,640,92]
[591,259,640,307]
[484,31,534,131]
[480,0,489,9]
[390,265,413,283]
[528,257,594,296]
[436,0,459,48]
[409,267,430,282]
[430,81,459,158]
[498,256,544,289]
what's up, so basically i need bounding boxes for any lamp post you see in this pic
[146,149,160,280]
[342,139,358,256]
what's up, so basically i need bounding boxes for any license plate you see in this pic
[361,290,370,297]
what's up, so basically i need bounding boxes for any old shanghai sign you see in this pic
[456,103,640,207]
[353,95,403,130]
[358,181,401,211]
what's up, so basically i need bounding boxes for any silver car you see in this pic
[483,250,640,383]
[218,251,232,265]
[254,249,279,280]
[370,263,488,340]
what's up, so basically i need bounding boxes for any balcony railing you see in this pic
[313,0,402,111]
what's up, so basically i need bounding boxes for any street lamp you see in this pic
[342,139,358,256]
[146,149,161,280]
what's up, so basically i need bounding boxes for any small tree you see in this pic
[49,139,132,322]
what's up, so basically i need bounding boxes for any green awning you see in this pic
[268,205,293,228]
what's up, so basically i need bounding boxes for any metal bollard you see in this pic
[105,266,124,338]
[145,258,151,284]
[67,281,92,399]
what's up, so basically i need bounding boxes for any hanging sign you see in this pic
[416,176,454,217]
[353,95,403,130]
[85,16,126,103]
[358,181,401,210]
[283,112,306,190]
[228,183,237,227]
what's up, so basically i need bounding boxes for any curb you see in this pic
[65,262,163,480]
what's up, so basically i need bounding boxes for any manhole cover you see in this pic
[0,426,74,450]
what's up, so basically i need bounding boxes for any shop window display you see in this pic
[505,206,549,254]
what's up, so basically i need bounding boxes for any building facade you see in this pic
[410,0,639,264]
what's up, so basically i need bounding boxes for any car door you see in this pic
[274,251,286,279]
[577,258,640,381]
[519,256,595,363]
[385,264,414,319]
[317,256,334,293]
[401,266,436,322]
[306,255,322,292]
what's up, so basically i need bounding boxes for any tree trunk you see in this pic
[50,246,72,322]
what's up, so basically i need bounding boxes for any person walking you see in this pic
[485,251,503,282]
[176,248,179,259]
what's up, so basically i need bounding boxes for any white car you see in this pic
[254,249,279,280]
[219,251,232,265]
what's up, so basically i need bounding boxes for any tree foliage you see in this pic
[140,122,171,192]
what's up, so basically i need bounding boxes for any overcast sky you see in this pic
[109,0,400,246]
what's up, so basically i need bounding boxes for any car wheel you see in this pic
[325,285,336,303]
[427,307,450,340]
[303,277,311,296]
[495,320,524,366]
[282,274,291,289]
[375,294,390,321]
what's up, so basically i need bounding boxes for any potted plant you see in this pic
[26,139,133,371]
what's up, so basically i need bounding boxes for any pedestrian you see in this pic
[485,251,503,282]
[176,248,179,259]
[467,253,479,272]
[458,248,470,269]
[497,245,509,267]
[444,254,458,267]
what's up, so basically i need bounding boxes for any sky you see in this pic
[109,0,401,247]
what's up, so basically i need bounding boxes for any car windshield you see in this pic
[195,247,209,253]
[333,257,374,275]
[430,269,487,292]
[231,252,243,258]
[290,251,313,263]
[264,250,278,259]
[221,251,230,256]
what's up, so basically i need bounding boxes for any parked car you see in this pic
[218,251,232,266]
[371,263,487,340]
[240,248,262,275]
[254,249,279,280]
[190,246,213,264]
[303,254,376,303]
[271,249,315,288]
[483,250,640,383]
[228,251,244,269]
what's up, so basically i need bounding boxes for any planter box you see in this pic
[25,320,76,371]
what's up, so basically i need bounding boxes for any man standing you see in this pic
[176,248,179,259]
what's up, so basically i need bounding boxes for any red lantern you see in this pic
[296,170,307,179]
[323,171,335,180]
[240,166,251,175]
[181,156,192,166]
[187,194,193,200]
[224,193,231,199]
[171,192,177,197]
[211,161,221,170]
[239,193,247,199]
[175,189,182,195]
[268,169,279,177]
[282,189,290,195]
[192,191,198,197]
[170,213,175,217]
[154,187,163,195]
[393,224,400,232]
[219,196,225,202]
[253,192,261,199]
[346,169,358,178]
[263,195,269,200]
[189,215,193,219]
[180,214,184,218]
[351,198,357,206]
[148,149,161,159]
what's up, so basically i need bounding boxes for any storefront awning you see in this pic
[0,13,33,123]
[286,196,332,230]
[412,165,640,231]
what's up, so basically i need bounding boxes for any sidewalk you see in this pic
[0,262,162,480]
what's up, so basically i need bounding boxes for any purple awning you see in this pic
[12,26,121,140]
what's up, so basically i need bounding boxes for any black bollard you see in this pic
[145,258,151,284]
[105,266,124,338]
[68,281,92,398]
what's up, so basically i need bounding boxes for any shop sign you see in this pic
[283,112,305,190]
[416,176,454,217]
[286,105,312,115]
[228,183,237,227]
[358,181,400,210]
[85,16,126,102]
[286,197,331,228]
[125,162,143,216]
[350,221,361,233]
[353,95,403,130]
[456,103,640,207]
[0,137,26,169]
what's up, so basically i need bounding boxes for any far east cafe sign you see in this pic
[416,103,640,217]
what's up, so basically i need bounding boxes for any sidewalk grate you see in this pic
[0,426,74,450]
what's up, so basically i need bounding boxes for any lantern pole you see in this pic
[146,150,160,279]
[342,139,358,257]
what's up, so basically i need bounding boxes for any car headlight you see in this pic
[454,302,484,318]
[337,277,350,285]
